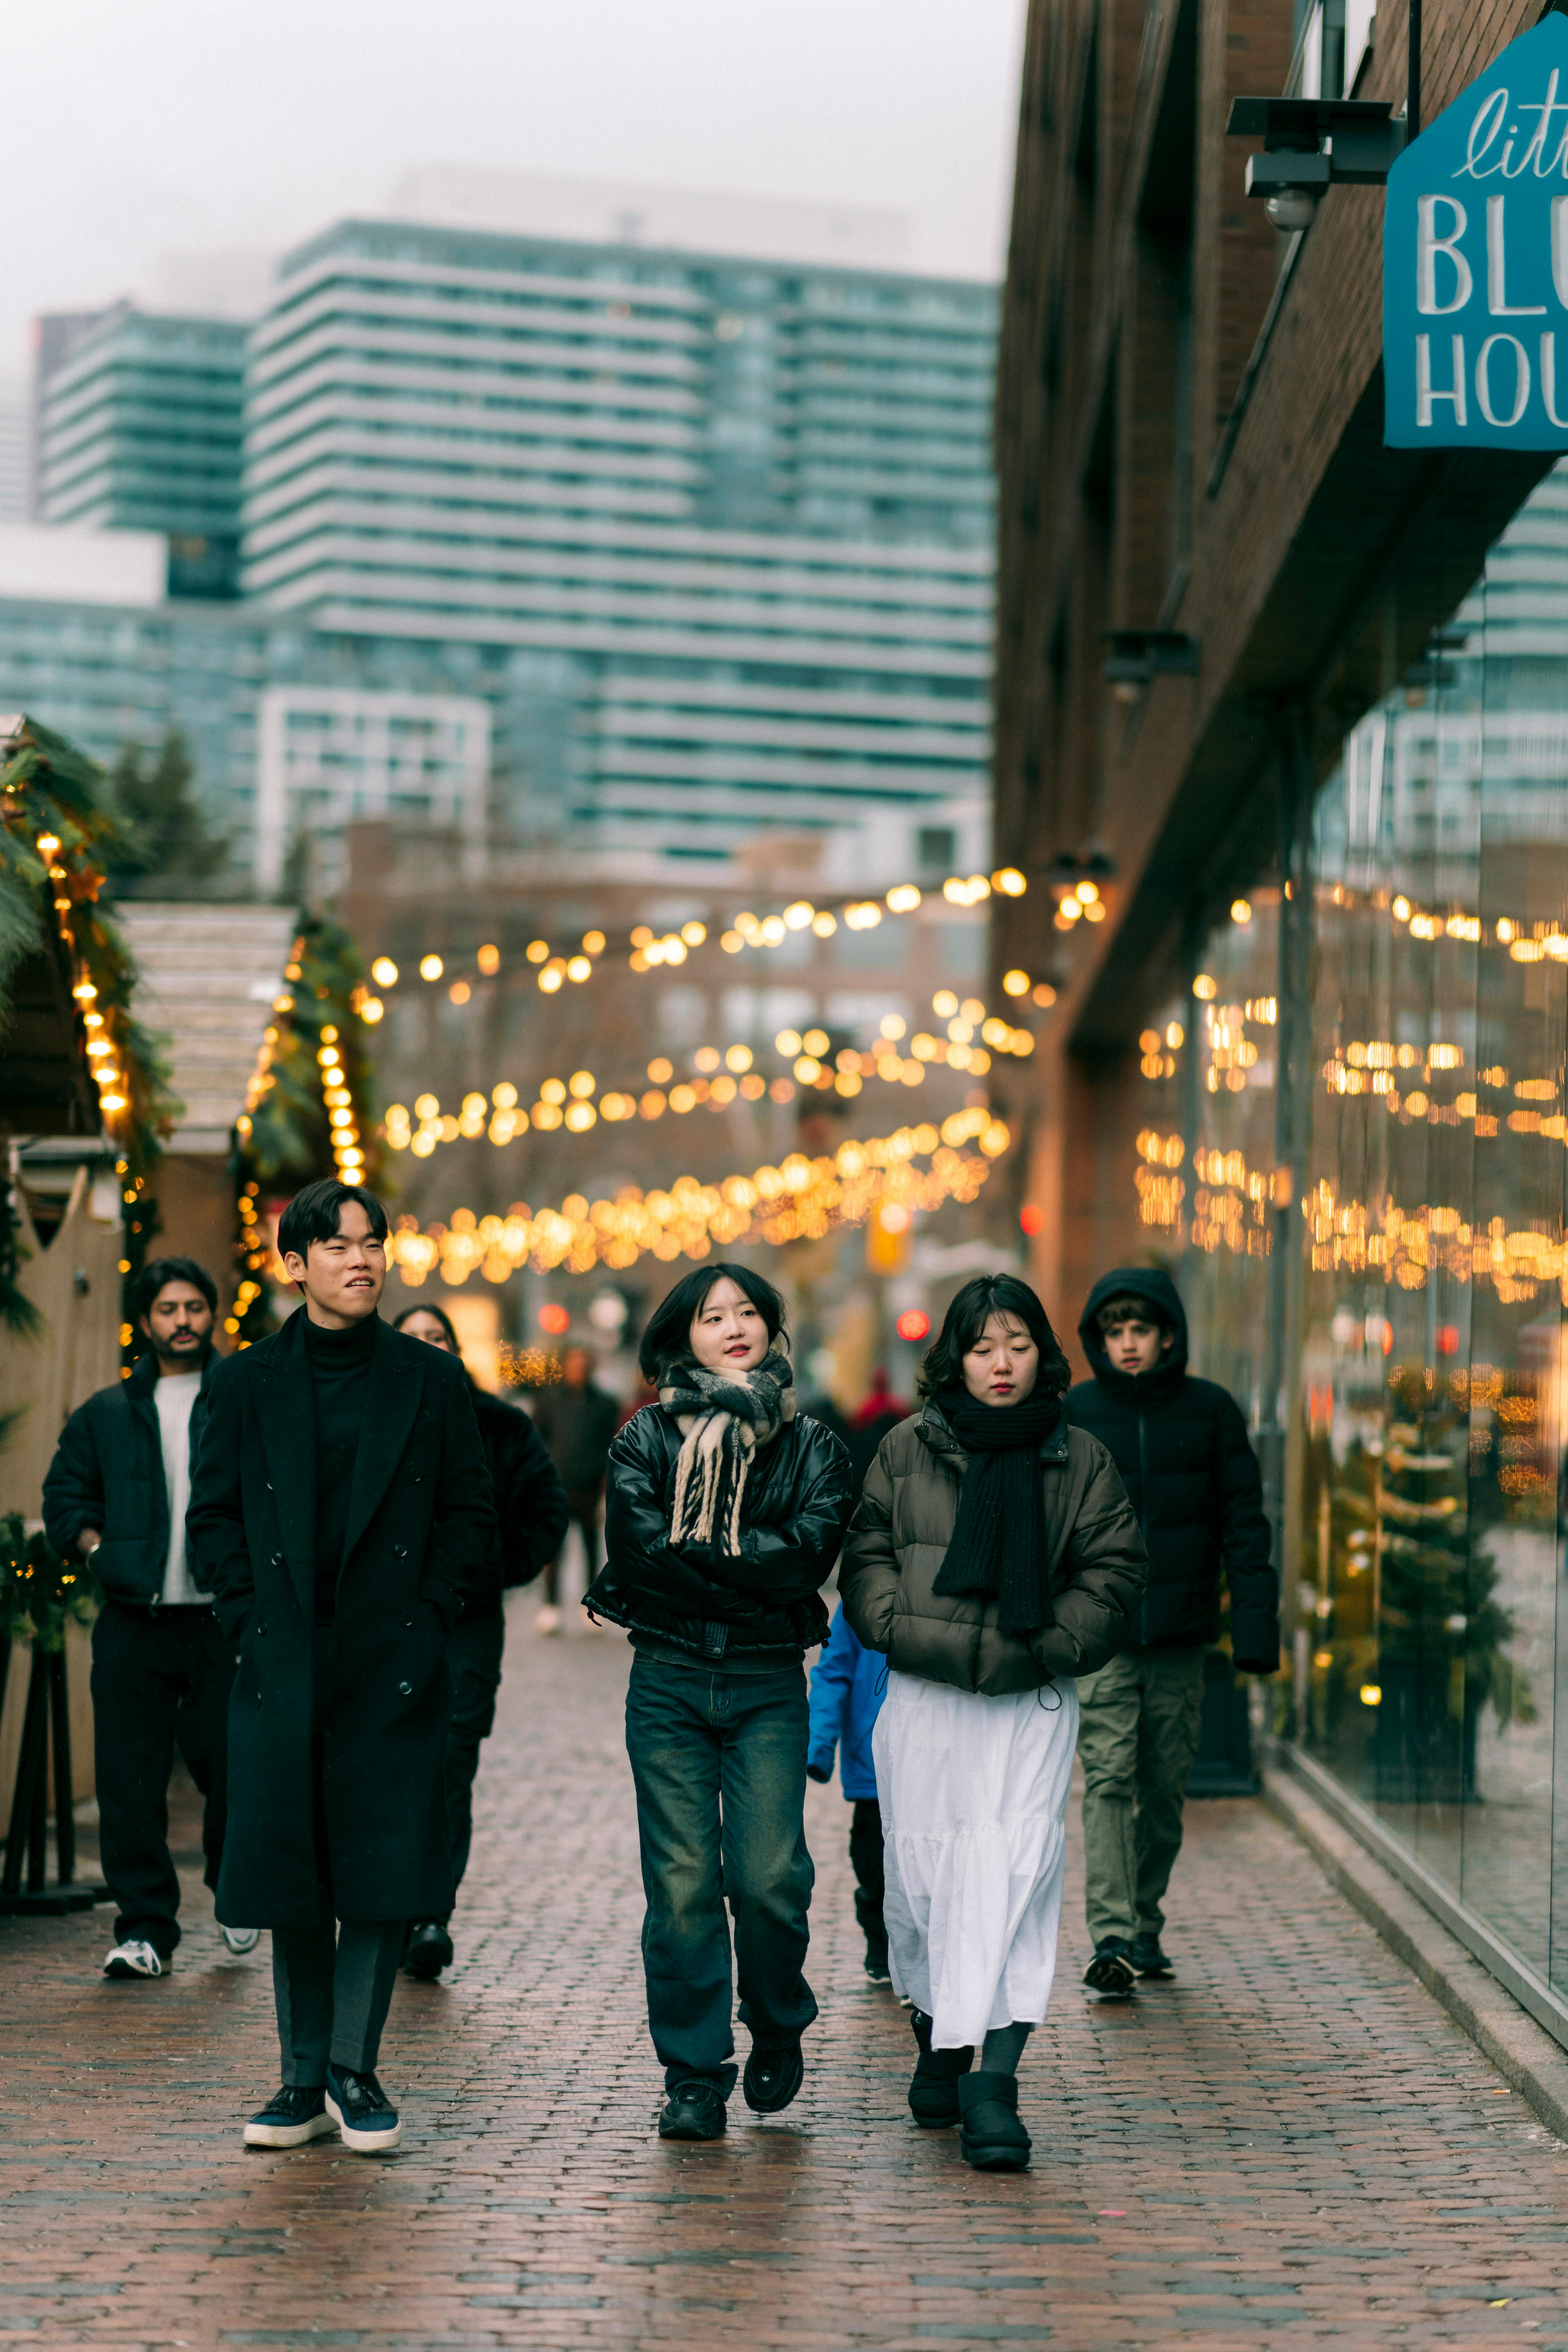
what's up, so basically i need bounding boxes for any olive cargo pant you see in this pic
[1076,1644,1208,1946]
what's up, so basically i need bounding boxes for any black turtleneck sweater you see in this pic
[303,1312,379,1622]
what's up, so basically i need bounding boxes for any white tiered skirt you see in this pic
[873,1668,1079,2051]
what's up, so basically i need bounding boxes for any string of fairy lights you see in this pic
[382,1111,1011,1287]
[354,868,1060,1021]
[1122,884,1568,1293]
[383,990,1041,1160]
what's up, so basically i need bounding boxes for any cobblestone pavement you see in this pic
[6,1603,1568,2350]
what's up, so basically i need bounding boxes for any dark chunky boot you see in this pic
[907,2008,973,2126]
[957,2071,1032,2172]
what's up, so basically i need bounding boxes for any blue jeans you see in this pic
[625,1651,817,2095]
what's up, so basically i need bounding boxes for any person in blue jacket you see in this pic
[807,1605,890,1983]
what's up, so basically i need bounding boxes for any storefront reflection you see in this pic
[1131,462,1568,1993]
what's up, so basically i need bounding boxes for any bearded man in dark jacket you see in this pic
[1066,1268,1278,1997]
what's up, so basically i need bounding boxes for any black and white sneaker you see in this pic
[1082,1937,1138,1998]
[1130,1931,1175,1978]
[658,2080,727,2140]
[325,2064,403,2153]
[863,1946,893,1987]
[743,2041,804,2114]
[243,2086,334,2148]
[103,1940,167,1980]
[222,1925,261,1956]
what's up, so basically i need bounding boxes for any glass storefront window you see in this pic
[1125,459,1568,1998]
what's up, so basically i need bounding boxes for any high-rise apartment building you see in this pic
[241,218,995,864]
[7,199,997,886]
[37,304,247,596]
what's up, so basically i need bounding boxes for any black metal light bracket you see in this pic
[1103,630,1200,688]
[1226,95,1407,198]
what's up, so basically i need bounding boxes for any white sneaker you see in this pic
[103,1940,166,1979]
[222,1925,261,1955]
[533,1603,560,1636]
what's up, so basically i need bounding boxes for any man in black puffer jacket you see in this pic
[1066,1268,1278,1997]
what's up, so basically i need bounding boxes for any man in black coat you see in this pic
[187,1180,495,2155]
[1066,1268,1279,1997]
[391,1301,569,1981]
[43,1255,246,1980]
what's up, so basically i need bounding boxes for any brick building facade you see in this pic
[993,0,1568,2037]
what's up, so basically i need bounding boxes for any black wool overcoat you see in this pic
[186,1311,496,1926]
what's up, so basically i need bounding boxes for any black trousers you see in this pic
[542,1485,603,1605]
[433,1602,505,1924]
[89,1599,234,1956]
[269,1628,403,2085]
[849,1797,886,1958]
[273,1920,406,2084]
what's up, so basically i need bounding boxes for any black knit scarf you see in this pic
[929,1385,1065,1637]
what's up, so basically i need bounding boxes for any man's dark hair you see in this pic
[132,1255,217,1322]
[277,1179,389,1265]
[638,1262,787,1383]
[918,1273,1070,1401]
[1095,1292,1170,1335]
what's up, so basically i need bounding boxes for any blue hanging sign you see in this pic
[1385,14,1568,446]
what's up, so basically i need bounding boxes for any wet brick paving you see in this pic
[5,1599,1568,2348]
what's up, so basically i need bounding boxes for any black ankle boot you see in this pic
[957,2071,1031,2171]
[908,2008,973,2126]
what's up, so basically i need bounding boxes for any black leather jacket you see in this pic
[588,1402,852,1663]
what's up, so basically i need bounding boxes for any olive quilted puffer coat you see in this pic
[839,1401,1146,1695]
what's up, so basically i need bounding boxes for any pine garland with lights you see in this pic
[0,1513,101,1651]
[0,717,180,1358]
[229,914,382,1348]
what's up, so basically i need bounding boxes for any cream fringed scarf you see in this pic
[660,1347,795,1557]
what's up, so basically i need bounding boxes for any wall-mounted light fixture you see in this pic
[1227,97,1405,234]
[1103,631,1199,703]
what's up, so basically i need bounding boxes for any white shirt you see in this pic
[155,1372,202,1607]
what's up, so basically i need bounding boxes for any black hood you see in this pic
[1077,1267,1188,1398]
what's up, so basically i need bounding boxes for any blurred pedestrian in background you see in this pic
[806,1604,888,1983]
[840,1273,1145,2174]
[531,1343,619,1634]
[589,1265,851,2144]
[43,1255,250,1980]
[1067,1270,1278,1998]
[847,1365,911,1496]
[393,1303,568,1981]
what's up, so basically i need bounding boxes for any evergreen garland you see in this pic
[229,914,383,1349]
[0,1513,101,1651]
[0,718,181,1359]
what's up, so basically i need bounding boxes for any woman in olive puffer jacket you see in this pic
[840,1273,1145,2174]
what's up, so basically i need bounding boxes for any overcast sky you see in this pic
[0,0,1026,379]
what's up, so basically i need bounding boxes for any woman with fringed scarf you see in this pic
[587,1264,851,2144]
[840,1274,1146,2173]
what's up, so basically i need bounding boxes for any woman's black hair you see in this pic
[392,1301,460,1351]
[918,1273,1071,1401]
[637,1262,787,1384]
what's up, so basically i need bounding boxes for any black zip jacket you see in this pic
[42,1348,219,1608]
[588,1400,852,1663]
[1066,1268,1279,1671]
[472,1385,569,1605]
